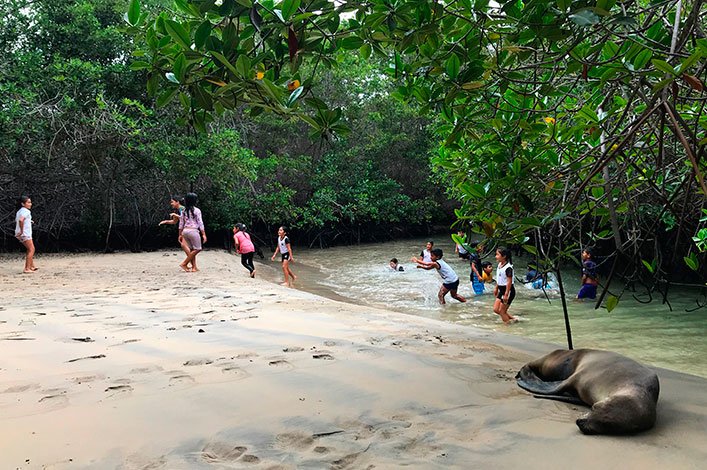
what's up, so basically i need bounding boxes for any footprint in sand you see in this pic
[104,384,134,399]
[129,365,164,375]
[183,358,214,366]
[167,373,196,388]
[312,353,335,361]
[219,365,249,380]
[275,432,315,450]
[37,392,69,411]
[201,443,259,464]
[66,354,106,363]
[268,359,293,369]
[282,346,305,353]
[2,383,41,394]
[72,374,105,385]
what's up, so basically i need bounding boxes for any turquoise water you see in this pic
[261,237,707,378]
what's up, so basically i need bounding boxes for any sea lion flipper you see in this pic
[516,376,566,395]
[533,394,587,406]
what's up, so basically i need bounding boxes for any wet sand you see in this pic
[1,250,706,469]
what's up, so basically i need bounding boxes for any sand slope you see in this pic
[1,250,706,469]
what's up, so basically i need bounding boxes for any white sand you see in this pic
[1,250,706,469]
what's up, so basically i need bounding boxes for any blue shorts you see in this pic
[471,273,485,295]
[443,279,460,291]
[578,284,597,299]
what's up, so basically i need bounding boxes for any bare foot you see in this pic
[179,264,190,272]
[30,267,39,271]
[191,268,200,272]
[279,281,288,286]
[22,270,34,274]
[250,271,256,278]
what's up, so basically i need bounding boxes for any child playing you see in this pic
[158,196,193,271]
[178,192,207,272]
[271,226,296,286]
[233,223,256,278]
[454,231,470,260]
[412,248,467,304]
[577,248,599,299]
[468,243,485,295]
[493,247,517,324]
[389,258,404,271]
[481,262,494,283]
[15,195,37,273]
[420,241,434,263]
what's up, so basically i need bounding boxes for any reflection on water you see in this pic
[259,237,707,378]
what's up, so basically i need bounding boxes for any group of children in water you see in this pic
[14,195,599,321]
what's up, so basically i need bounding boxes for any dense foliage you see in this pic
[0,0,447,251]
[131,0,706,311]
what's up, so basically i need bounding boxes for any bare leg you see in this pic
[499,303,516,323]
[281,260,290,286]
[180,239,193,269]
[181,249,201,272]
[438,286,449,304]
[450,289,467,303]
[22,239,35,273]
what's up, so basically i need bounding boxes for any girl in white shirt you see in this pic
[15,195,37,273]
[493,247,517,324]
[271,226,296,286]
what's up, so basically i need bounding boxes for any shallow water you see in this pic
[259,237,707,378]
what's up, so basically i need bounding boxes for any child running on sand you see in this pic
[412,248,466,304]
[271,226,296,286]
[177,193,206,272]
[493,247,517,324]
[158,196,193,270]
[15,195,37,273]
[233,223,256,278]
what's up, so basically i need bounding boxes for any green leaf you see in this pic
[194,21,212,49]
[684,255,699,271]
[156,87,179,107]
[359,43,372,60]
[569,9,600,27]
[165,72,179,84]
[127,0,140,26]
[165,20,191,49]
[173,53,186,82]
[652,59,677,76]
[446,53,461,79]
[340,36,364,50]
[129,60,150,71]
[523,244,538,255]
[281,0,301,21]
[641,259,655,273]
[632,49,652,70]
[606,295,618,312]
[235,54,251,77]
[556,0,570,11]
[212,51,239,77]
[286,85,304,107]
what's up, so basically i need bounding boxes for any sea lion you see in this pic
[516,349,659,435]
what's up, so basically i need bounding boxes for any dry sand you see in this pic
[1,250,706,469]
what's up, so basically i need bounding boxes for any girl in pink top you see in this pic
[178,193,206,272]
[233,223,256,278]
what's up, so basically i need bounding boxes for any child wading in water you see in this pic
[178,193,207,272]
[412,248,467,304]
[493,247,517,324]
[233,223,256,278]
[577,248,599,299]
[271,226,296,286]
[15,195,37,273]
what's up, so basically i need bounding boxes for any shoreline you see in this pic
[1,250,706,468]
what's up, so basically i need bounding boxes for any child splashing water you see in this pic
[412,248,467,304]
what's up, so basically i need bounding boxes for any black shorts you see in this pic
[443,279,460,291]
[281,252,290,262]
[497,285,516,305]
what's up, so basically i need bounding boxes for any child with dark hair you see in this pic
[481,261,494,282]
[389,258,404,271]
[233,223,256,278]
[158,196,192,270]
[178,192,206,272]
[412,248,467,304]
[271,226,296,286]
[578,248,599,299]
[420,240,434,263]
[468,243,485,295]
[493,247,517,324]
[15,195,37,273]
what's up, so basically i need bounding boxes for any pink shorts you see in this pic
[17,235,32,243]
[182,229,202,251]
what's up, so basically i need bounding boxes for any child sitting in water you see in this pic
[411,248,467,304]
[389,258,404,271]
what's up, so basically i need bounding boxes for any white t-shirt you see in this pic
[420,249,432,263]
[436,259,459,284]
[15,207,32,239]
[277,236,290,254]
[496,262,514,286]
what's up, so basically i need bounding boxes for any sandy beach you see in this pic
[1,250,706,469]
